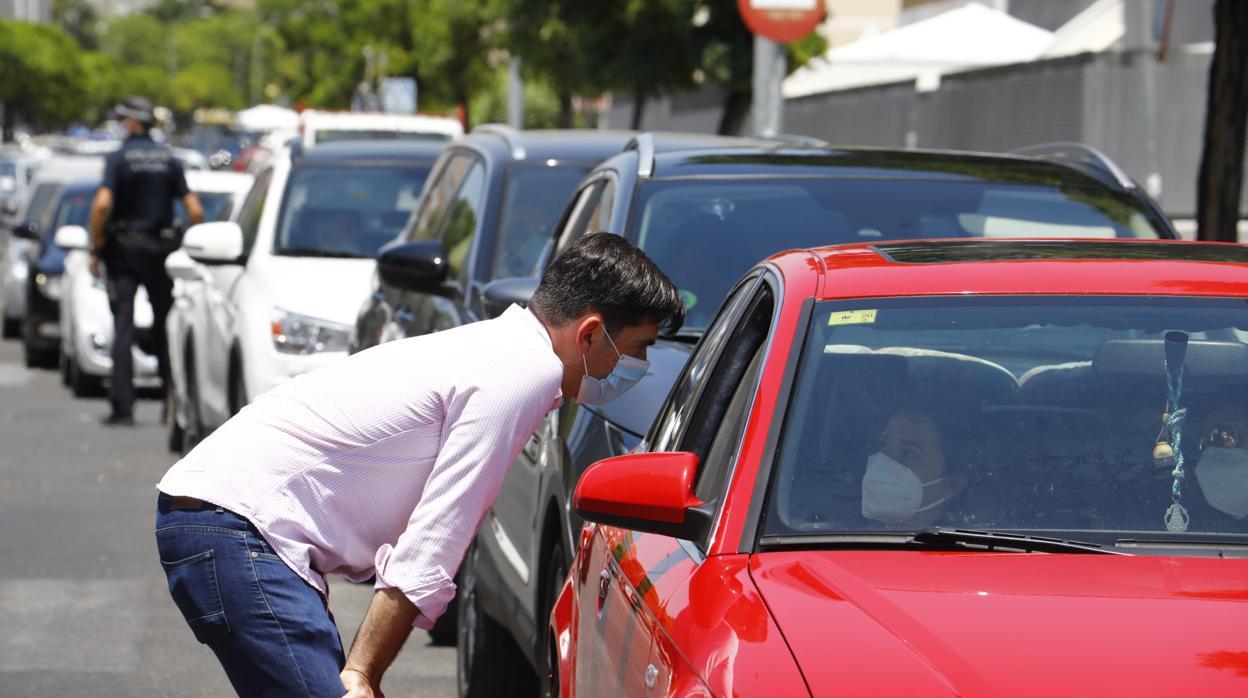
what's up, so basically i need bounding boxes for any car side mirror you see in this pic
[164,249,203,281]
[53,225,90,250]
[376,240,452,296]
[11,221,39,240]
[481,276,539,319]
[182,221,244,264]
[573,451,714,541]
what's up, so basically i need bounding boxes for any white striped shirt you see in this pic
[157,305,564,629]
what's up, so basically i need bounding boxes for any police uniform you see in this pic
[99,131,189,420]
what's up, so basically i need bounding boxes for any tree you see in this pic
[696,0,826,135]
[1196,0,1248,242]
[53,0,100,50]
[0,19,89,135]
[503,0,597,127]
[588,0,701,130]
[99,13,169,71]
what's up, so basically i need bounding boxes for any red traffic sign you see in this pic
[738,0,826,43]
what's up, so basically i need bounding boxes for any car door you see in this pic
[201,168,270,425]
[643,279,778,696]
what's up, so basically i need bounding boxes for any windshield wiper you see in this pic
[912,528,1124,555]
[277,247,367,259]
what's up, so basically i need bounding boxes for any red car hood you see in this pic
[751,551,1248,696]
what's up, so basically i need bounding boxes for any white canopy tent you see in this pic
[783,2,1054,98]
[232,104,300,133]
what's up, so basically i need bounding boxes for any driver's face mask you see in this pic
[861,451,948,523]
[576,328,648,406]
[1196,447,1248,519]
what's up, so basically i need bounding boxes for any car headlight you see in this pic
[34,272,62,300]
[270,308,352,355]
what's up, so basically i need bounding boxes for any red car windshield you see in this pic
[763,295,1248,546]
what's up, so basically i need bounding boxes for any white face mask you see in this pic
[861,451,948,524]
[576,328,649,406]
[1196,447,1248,519]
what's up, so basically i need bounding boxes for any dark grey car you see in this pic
[463,137,1179,697]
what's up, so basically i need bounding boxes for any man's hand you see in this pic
[89,254,101,280]
[340,667,384,697]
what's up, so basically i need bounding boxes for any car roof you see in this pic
[185,169,254,196]
[296,140,446,164]
[464,128,639,163]
[768,239,1248,301]
[649,145,1126,190]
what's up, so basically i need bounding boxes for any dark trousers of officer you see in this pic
[105,247,173,418]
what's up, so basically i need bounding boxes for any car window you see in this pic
[440,159,487,283]
[23,183,59,226]
[238,168,272,255]
[175,192,234,226]
[273,163,430,258]
[0,163,15,193]
[550,182,604,264]
[408,153,473,242]
[49,190,93,233]
[491,163,594,279]
[684,282,776,506]
[649,276,760,453]
[763,295,1248,546]
[627,178,1166,333]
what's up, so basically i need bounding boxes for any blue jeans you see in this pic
[155,493,346,697]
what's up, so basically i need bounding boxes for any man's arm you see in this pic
[88,188,113,279]
[341,588,420,696]
[182,192,204,226]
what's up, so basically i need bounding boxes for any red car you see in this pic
[551,239,1248,696]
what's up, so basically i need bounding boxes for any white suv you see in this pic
[163,141,442,448]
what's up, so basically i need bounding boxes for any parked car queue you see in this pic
[9,126,1248,698]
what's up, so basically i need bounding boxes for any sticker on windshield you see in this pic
[828,309,877,326]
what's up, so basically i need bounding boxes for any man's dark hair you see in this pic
[530,233,684,334]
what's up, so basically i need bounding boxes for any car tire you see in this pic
[165,390,184,453]
[228,355,247,416]
[427,594,458,646]
[538,542,567,698]
[59,348,71,386]
[68,354,103,398]
[181,348,204,454]
[457,544,534,698]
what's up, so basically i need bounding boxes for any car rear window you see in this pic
[274,164,431,258]
[628,178,1164,332]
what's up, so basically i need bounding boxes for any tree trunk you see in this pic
[717,89,751,136]
[558,91,574,129]
[1196,0,1248,242]
[630,89,647,131]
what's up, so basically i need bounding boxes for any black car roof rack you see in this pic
[1009,142,1135,190]
[473,123,527,160]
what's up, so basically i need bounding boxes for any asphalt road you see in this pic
[0,338,456,696]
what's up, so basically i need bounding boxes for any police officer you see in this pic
[88,96,203,426]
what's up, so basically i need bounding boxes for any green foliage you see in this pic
[0,19,89,130]
[171,64,245,113]
[470,65,563,128]
[99,13,169,69]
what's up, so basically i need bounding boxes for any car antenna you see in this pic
[1155,330,1191,532]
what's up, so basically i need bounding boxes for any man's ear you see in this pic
[574,313,604,353]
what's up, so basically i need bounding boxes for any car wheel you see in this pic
[59,348,71,386]
[68,354,102,398]
[538,542,568,698]
[427,593,458,646]
[457,544,534,698]
[181,349,204,454]
[228,356,247,416]
[165,390,184,453]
